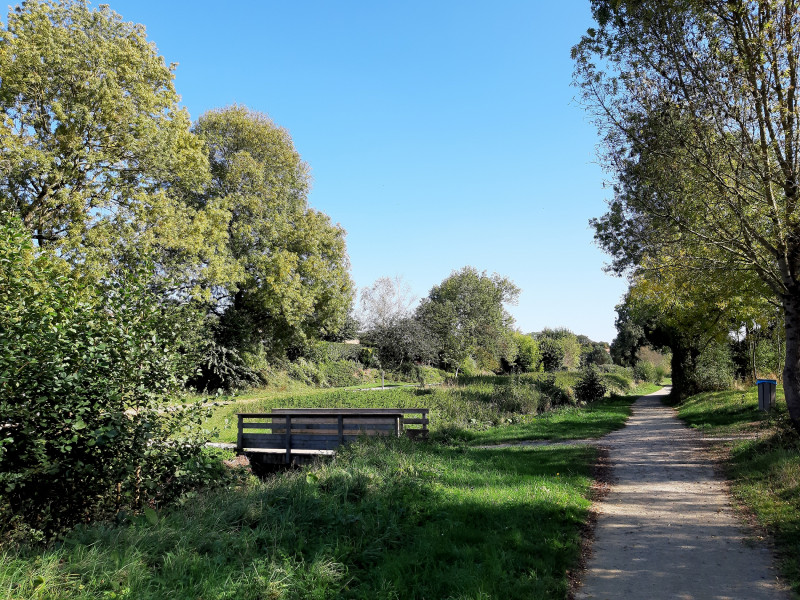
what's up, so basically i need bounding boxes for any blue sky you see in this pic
[108,0,628,342]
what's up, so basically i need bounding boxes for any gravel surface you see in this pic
[576,387,791,600]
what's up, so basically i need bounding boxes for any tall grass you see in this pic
[1,438,594,599]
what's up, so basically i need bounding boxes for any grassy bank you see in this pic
[671,386,800,594]
[1,375,657,599]
[203,375,656,445]
[1,440,594,600]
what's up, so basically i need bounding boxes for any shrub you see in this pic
[0,215,213,538]
[574,367,609,403]
[692,342,735,391]
[539,338,566,372]
[633,360,658,383]
[492,378,542,414]
[413,365,448,385]
[319,360,363,387]
[531,374,574,407]
[287,358,327,386]
[510,332,542,372]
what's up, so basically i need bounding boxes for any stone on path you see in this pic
[577,387,790,600]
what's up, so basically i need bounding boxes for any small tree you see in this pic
[574,366,608,403]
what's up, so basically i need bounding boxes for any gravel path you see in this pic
[576,387,791,600]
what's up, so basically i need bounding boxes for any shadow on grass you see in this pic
[5,439,594,600]
[728,431,800,594]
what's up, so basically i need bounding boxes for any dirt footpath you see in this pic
[576,387,791,600]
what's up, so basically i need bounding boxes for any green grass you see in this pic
[456,382,660,446]
[672,385,800,595]
[201,376,657,445]
[1,439,595,599]
[2,373,659,599]
[669,386,783,437]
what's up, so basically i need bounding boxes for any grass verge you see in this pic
[672,385,800,595]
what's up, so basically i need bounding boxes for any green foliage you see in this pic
[530,374,575,407]
[574,366,609,403]
[633,360,658,384]
[317,360,364,388]
[539,337,566,372]
[0,215,214,538]
[511,332,542,372]
[409,365,448,386]
[692,342,735,392]
[492,377,543,414]
[192,106,354,358]
[417,266,519,373]
[360,317,437,370]
[0,0,226,293]
[535,328,582,370]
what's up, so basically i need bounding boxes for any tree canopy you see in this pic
[416,267,520,373]
[191,106,354,357]
[574,0,800,429]
[0,0,227,292]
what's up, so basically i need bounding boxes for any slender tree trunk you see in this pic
[782,291,800,433]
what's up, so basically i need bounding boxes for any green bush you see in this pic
[318,360,364,387]
[574,367,608,403]
[287,358,327,386]
[492,378,542,414]
[693,342,735,391]
[0,215,213,539]
[633,360,658,383]
[602,372,633,393]
[511,332,542,372]
[413,365,448,385]
[531,374,574,407]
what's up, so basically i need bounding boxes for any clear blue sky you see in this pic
[108,0,628,343]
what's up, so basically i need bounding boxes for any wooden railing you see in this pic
[236,408,429,464]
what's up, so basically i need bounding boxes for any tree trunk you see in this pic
[781,292,800,433]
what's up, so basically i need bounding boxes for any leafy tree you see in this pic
[0,214,212,538]
[357,276,417,331]
[360,318,437,371]
[0,0,228,293]
[539,338,566,372]
[416,267,520,374]
[191,106,354,359]
[535,328,581,370]
[511,332,542,372]
[582,343,612,367]
[574,0,800,430]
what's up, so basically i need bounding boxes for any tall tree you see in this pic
[0,0,227,292]
[191,106,354,356]
[417,267,519,374]
[574,0,800,430]
[357,275,417,331]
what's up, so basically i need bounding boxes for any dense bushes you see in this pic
[0,216,215,539]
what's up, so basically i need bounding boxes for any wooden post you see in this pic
[285,415,292,464]
[338,415,344,446]
[237,414,243,452]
